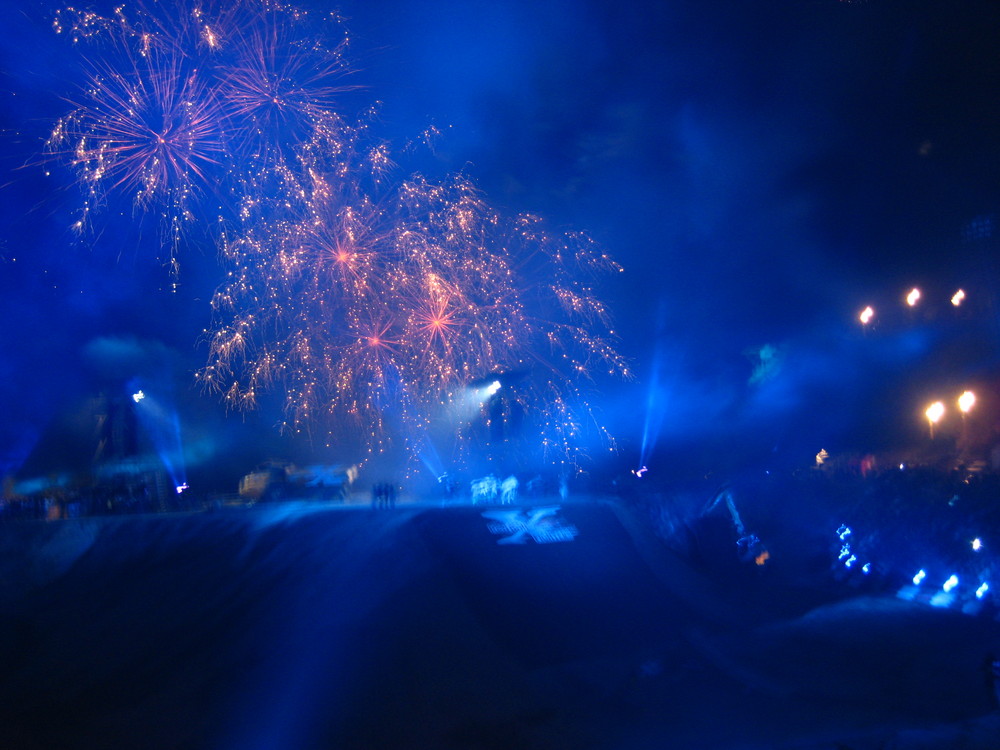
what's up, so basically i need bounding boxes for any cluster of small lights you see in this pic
[907,562,991,607]
[857,287,969,326]
[834,525,870,575]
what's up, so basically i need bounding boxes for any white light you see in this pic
[859,306,874,325]
[951,289,965,306]
[485,380,502,396]
[844,555,857,568]
[837,524,851,541]
[972,538,983,551]
[132,390,145,403]
[862,563,871,574]
[958,390,976,414]
[976,582,989,599]
[943,574,959,593]
[906,287,921,307]
[925,401,945,424]
[913,569,926,585]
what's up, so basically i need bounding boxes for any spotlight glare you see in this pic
[132,390,145,403]
[943,574,959,593]
[906,287,921,307]
[913,569,926,585]
[952,289,966,306]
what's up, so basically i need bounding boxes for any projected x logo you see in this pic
[482,506,578,545]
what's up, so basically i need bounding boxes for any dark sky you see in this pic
[2,0,1000,486]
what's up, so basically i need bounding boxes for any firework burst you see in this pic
[201,159,629,469]
[49,52,224,210]
[217,8,356,159]
[48,0,628,472]
[48,0,358,244]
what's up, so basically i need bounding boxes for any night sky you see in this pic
[2,0,1000,489]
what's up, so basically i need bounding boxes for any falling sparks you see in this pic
[201,159,629,466]
[48,0,629,470]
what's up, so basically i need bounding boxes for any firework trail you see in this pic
[48,0,629,470]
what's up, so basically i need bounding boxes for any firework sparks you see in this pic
[201,159,629,468]
[49,53,225,209]
[218,10,356,156]
[47,0,357,242]
[48,0,628,471]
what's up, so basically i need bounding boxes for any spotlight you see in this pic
[132,390,145,403]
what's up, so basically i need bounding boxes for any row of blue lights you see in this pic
[835,525,991,605]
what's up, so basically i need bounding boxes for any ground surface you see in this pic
[2,497,1000,749]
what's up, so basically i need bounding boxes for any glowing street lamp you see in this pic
[906,288,921,307]
[859,306,874,326]
[958,390,976,449]
[925,401,945,439]
[958,390,976,414]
